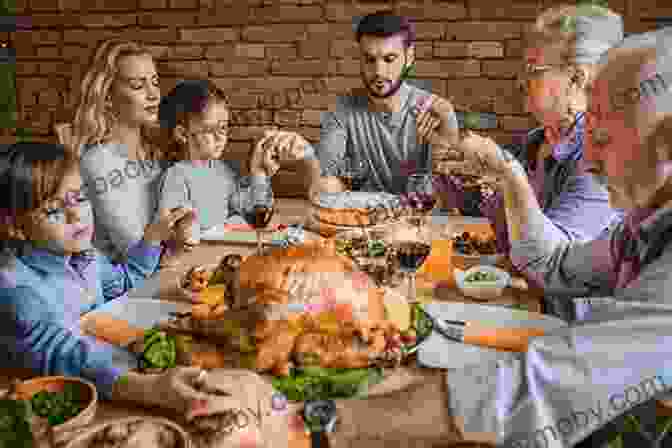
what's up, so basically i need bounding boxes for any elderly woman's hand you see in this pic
[455,131,519,179]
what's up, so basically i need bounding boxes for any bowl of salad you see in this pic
[454,265,511,300]
[13,376,97,444]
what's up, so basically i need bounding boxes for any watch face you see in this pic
[304,400,337,432]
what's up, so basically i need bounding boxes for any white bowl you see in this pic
[454,265,511,301]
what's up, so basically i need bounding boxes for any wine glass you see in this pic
[337,158,368,197]
[406,173,438,227]
[243,179,275,255]
[394,218,432,305]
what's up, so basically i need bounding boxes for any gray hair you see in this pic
[529,4,624,65]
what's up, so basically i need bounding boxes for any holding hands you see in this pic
[250,130,313,177]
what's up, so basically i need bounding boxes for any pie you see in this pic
[311,191,404,227]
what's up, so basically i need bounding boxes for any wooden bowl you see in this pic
[13,376,97,445]
[63,416,191,448]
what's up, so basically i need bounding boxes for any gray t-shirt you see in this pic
[79,142,165,261]
[315,82,458,195]
[155,160,270,239]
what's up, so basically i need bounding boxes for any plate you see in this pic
[418,302,567,370]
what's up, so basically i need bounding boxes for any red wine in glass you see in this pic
[396,241,432,272]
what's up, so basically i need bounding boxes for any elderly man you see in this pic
[312,11,459,195]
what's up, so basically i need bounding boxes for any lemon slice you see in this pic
[198,284,228,306]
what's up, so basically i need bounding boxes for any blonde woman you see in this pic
[72,39,195,262]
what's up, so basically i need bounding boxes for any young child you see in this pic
[156,79,317,254]
[0,142,209,417]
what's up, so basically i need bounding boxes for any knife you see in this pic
[429,314,546,352]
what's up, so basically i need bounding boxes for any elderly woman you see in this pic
[194,25,672,448]
[439,4,624,319]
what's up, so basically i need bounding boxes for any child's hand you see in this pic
[143,207,195,246]
[250,130,312,177]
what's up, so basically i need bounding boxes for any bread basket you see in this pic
[63,416,191,448]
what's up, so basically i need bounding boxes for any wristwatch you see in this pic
[303,399,338,448]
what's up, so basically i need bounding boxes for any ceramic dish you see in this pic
[454,265,511,301]
[63,416,191,448]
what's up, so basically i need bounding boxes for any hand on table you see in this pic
[250,130,312,177]
[143,207,197,247]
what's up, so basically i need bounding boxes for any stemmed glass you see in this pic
[337,158,369,196]
[405,173,438,227]
[243,178,275,255]
[394,218,432,305]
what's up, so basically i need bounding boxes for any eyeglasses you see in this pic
[190,122,229,139]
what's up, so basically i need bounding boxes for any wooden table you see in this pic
[0,198,544,445]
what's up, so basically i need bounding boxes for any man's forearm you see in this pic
[331,371,461,447]
[500,166,543,243]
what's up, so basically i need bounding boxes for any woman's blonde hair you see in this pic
[72,39,160,158]
[526,3,621,65]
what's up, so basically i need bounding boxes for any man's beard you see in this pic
[362,73,404,99]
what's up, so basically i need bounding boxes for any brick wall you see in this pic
[7,0,671,196]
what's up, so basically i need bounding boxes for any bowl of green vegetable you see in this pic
[13,376,97,444]
[454,265,511,301]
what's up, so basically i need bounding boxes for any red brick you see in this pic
[467,42,503,59]
[35,46,59,58]
[228,91,260,109]
[28,14,70,27]
[328,59,359,76]
[16,61,40,76]
[139,0,165,8]
[412,21,444,41]
[498,115,536,132]
[434,42,468,58]
[131,27,178,43]
[482,59,519,79]
[139,12,196,27]
[169,0,198,7]
[445,78,518,111]
[209,59,269,77]
[157,61,208,77]
[249,5,324,23]
[79,14,138,27]
[230,108,273,126]
[415,60,480,78]
[259,91,287,109]
[180,27,238,43]
[325,1,397,23]
[17,107,52,131]
[170,45,204,59]
[414,41,432,59]
[505,39,523,58]
[634,0,672,18]
[212,76,304,91]
[301,108,323,126]
[299,78,327,94]
[398,2,467,21]
[38,89,61,107]
[145,45,171,60]
[29,0,59,11]
[274,109,302,127]
[264,44,297,59]
[19,90,36,107]
[89,0,139,10]
[63,28,122,43]
[62,45,92,61]
[204,44,235,60]
[445,22,523,41]
[58,0,84,9]
[297,40,324,59]
[27,30,61,45]
[469,0,541,20]
[39,61,75,76]
[330,39,359,59]
[281,126,319,141]
[159,77,180,93]
[306,23,353,40]
[13,0,28,11]
[242,24,308,42]
[271,59,327,76]
[197,4,251,26]
[235,43,266,59]
[292,93,338,109]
